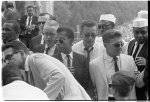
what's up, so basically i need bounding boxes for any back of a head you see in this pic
[111,70,135,98]
[4,20,20,36]
[2,40,29,54]
[102,29,122,43]
[6,2,14,9]
[2,64,22,86]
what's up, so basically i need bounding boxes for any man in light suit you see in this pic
[2,40,91,100]
[89,29,139,100]
[127,18,148,100]
[30,13,55,51]
[33,20,59,56]
[53,27,91,97]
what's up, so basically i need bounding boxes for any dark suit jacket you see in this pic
[33,44,59,55]
[30,35,42,51]
[128,39,148,72]
[53,51,94,97]
[4,9,20,21]
[20,15,39,38]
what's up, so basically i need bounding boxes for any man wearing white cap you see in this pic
[137,10,148,19]
[33,20,59,56]
[127,18,148,100]
[96,14,128,54]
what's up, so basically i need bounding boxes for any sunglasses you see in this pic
[38,22,45,25]
[55,39,64,44]
[98,24,111,29]
[4,51,21,63]
[85,33,96,38]
[106,42,124,47]
[133,30,147,35]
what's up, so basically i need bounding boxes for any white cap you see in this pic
[44,20,59,31]
[137,10,148,19]
[133,18,148,28]
[99,14,116,23]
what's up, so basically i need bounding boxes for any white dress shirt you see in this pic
[3,80,49,100]
[61,52,73,67]
[40,34,45,44]
[44,44,56,56]
[72,40,105,62]
[26,16,32,26]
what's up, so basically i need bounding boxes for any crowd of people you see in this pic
[2,2,148,101]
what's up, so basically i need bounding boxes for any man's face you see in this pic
[43,28,56,48]
[133,27,148,44]
[27,7,34,16]
[55,31,72,54]
[104,37,123,57]
[98,20,114,36]
[2,23,16,43]
[82,26,97,49]
[3,48,24,68]
[38,15,50,33]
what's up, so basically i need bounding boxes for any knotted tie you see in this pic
[133,44,140,59]
[113,57,119,72]
[28,16,31,26]
[84,47,94,63]
[66,54,71,67]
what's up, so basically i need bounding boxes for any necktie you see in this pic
[133,44,140,59]
[113,57,119,72]
[45,47,50,54]
[84,47,94,63]
[66,54,71,67]
[28,16,31,26]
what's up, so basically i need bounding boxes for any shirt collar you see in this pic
[61,51,73,60]
[24,55,30,71]
[135,41,144,46]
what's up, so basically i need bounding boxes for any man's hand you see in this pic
[135,57,146,66]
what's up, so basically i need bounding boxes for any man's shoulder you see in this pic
[31,35,42,41]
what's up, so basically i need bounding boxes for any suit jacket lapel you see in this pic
[128,40,136,55]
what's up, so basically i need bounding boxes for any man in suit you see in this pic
[2,64,49,100]
[53,27,92,97]
[19,6,39,48]
[127,18,148,100]
[95,14,128,54]
[3,2,20,21]
[2,40,91,100]
[34,20,59,56]
[30,15,59,51]
[89,29,139,100]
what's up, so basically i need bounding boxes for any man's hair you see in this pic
[80,20,97,32]
[57,27,74,40]
[2,64,23,86]
[4,20,21,36]
[2,40,29,54]
[111,70,135,98]
[6,2,14,9]
[27,5,34,10]
[39,13,53,20]
[102,29,122,43]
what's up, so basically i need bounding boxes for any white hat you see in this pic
[133,18,148,27]
[43,20,59,31]
[99,14,116,23]
[137,10,148,19]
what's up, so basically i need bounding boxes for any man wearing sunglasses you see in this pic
[127,18,148,100]
[89,29,138,100]
[95,14,128,54]
[33,20,59,56]
[29,13,54,51]
[2,40,91,100]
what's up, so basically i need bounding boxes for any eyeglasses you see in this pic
[84,33,96,38]
[98,24,111,29]
[2,28,12,31]
[105,42,124,47]
[4,51,21,63]
[38,22,45,25]
[44,33,55,37]
[55,39,64,44]
[133,30,147,35]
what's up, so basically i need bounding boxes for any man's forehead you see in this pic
[133,26,147,30]
[99,20,113,24]
[38,15,50,22]
[44,28,56,33]
[3,23,14,28]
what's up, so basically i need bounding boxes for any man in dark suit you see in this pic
[54,27,94,99]
[128,18,148,100]
[33,20,59,56]
[29,13,55,51]
[3,2,20,21]
[19,6,38,48]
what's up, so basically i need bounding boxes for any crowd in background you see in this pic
[1,2,148,101]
